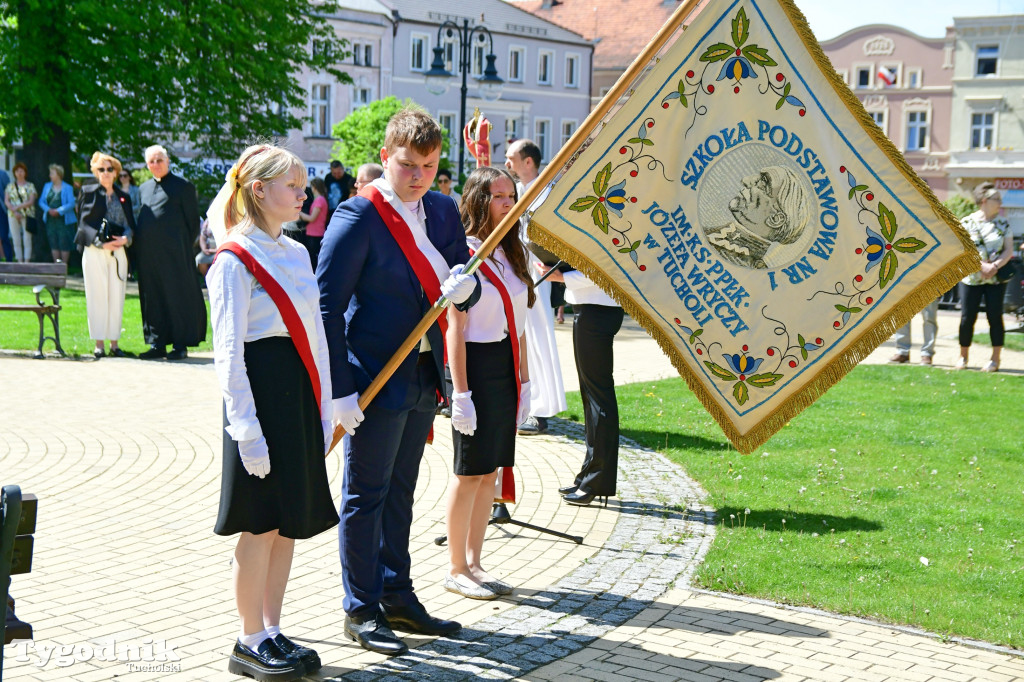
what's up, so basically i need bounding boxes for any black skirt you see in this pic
[453,337,518,476]
[214,336,339,540]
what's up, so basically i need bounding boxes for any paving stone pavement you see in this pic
[2,307,1023,681]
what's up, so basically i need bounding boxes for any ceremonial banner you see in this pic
[529,0,977,453]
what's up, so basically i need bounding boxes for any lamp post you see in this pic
[424,19,504,181]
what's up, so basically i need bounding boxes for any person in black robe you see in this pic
[135,145,208,360]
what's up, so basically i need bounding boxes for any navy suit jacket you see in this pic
[317,190,470,411]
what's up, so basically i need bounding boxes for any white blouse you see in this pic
[208,228,333,442]
[463,237,529,344]
[564,271,619,308]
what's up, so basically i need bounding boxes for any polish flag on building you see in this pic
[877,65,898,87]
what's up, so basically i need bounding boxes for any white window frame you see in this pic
[853,63,873,90]
[353,42,363,66]
[410,32,430,72]
[534,117,552,160]
[876,62,901,89]
[442,37,456,74]
[311,84,331,138]
[902,100,931,153]
[975,44,999,77]
[565,52,580,88]
[970,111,996,150]
[538,50,554,85]
[835,68,849,85]
[867,108,887,137]
[560,118,578,147]
[472,43,485,77]
[438,111,458,162]
[363,44,373,67]
[508,45,525,82]
[505,116,520,144]
[352,86,372,112]
[905,67,922,89]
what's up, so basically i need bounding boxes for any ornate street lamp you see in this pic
[423,19,504,180]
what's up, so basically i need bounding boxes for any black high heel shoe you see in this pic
[558,484,579,496]
[562,489,608,507]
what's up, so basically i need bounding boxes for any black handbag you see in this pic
[996,261,1015,283]
[97,218,126,243]
[24,216,40,235]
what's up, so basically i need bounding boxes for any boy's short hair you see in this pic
[384,108,443,156]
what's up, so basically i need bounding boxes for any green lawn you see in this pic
[976,331,1024,353]
[562,366,1024,648]
[0,285,212,356]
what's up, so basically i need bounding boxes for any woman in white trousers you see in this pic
[75,152,135,359]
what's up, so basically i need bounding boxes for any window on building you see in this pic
[442,38,456,73]
[538,50,554,85]
[970,112,995,149]
[509,46,525,82]
[565,53,580,88]
[311,84,330,138]
[364,44,373,67]
[906,68,922,88]
[353,87,371,111]
[561,120,577,146]
[535,118,551,159]
[905,110,928,151]
[438,112,457,161]
[505,116,520,143]
[835,69,848,85]
[855,66,871,89]
[877,64,898,88]
[868,110,887,136]
[473,43,485,77]
[353,43,362,66]
[411,34,428,71]
[976,45,998,76]
[312,40,332,61]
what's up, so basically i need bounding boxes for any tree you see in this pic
[943,195,977,221]
[0,0,350,193]
[331,96,450,172]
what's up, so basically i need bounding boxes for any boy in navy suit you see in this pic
[317,108,478,655]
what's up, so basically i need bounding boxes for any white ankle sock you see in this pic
[265,625,281,639]
[239,629,268,650]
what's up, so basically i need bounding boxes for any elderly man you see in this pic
[353,163,383,194]
[135,145,207,360]
[704,165,809,270]
[505,139,566,436]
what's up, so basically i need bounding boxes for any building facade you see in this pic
[386,0,593,173]
[947,14,1024,236]
[820,25,954,201]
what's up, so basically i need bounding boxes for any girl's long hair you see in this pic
[460,167,535,308]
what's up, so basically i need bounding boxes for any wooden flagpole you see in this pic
[329,0,704,451]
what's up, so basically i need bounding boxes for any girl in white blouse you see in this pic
[207,145,337,681]
[444,167,534,599]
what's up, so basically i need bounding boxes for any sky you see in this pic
[794,0,1024,39]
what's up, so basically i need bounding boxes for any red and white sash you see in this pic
[216,235,325,417]
[359,181,452,346]
[470,246,521,504]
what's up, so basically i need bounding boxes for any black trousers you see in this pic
[571,304,624,496]
[959,282,1007,348]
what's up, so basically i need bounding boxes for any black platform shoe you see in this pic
[272,634,321,674]
[227,639,304,681]
[563,489,609,507]
[558,484,579,496]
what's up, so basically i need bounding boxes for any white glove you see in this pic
[451,391,477,436]
[322,419,334,453]
[440,264,476,305]
[335,392,364,436]
[516,380,532,426]
[238,436,271,478]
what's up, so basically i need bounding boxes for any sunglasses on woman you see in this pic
[97,167,116,173]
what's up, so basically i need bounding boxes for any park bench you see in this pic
[0,263,66,358]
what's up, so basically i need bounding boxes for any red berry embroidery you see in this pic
[885,244,892,250]
[866,193,874,201]
[840,166,847,174]
[630,170,638,177]
[647,121,654,128]
[739,374,746,381]
[855,274,863,282]
[815,337,822,345]
[855,248,863,255]
[865,297,873,304]
[776,73,784,82]
[619,147,627,154]
[598,196,605,202]
[697,348,703,355]
[662,103,669,109]
[612,238,619,245]
[630,197,637,203]
[799,109,806,117]
[833,321,840,328]
[734,86,740,93]
[767,348,775,356]
[707,84,715,93]
[686,70,694,78]
[674,318,681,324]
[742,345,748,352]
[639,265,647,271]
[789,360,797,368]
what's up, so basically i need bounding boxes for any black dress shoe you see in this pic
[167,346,188,360]
[558,484,579,496]
[108,347,127,358]
[227,639,304,681]
[344,613,408,656]
[272,633,321,674]
[563,489,609,507]
[381,601,461,635]
[139,346,166,360]
[92,349,104,360]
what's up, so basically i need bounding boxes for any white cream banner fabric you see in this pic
[529,0,977,453]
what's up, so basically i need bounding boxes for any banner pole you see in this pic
[329,0,704,448]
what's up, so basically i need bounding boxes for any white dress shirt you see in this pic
[463,237,529,344]
[564,271,619,308]
[208,227,333,442]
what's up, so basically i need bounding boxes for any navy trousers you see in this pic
[339,360,438,618]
